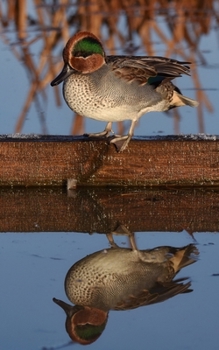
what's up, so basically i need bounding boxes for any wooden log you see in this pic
[0,134,219,187]
[0,187,218,233]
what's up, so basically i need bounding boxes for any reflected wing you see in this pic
[114,278,192,310]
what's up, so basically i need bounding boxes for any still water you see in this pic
[1,226,219,350]
[0,1,219,349]
[0,188,219,350]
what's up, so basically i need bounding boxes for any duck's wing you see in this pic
[107,55,191,86]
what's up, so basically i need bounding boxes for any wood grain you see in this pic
[0,135,219,187]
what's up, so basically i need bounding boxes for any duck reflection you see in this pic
[53,231,198,345]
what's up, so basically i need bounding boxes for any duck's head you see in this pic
[53,297,108,345]
[51,31,106,86]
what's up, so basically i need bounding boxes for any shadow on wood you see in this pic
[0,187,218,233]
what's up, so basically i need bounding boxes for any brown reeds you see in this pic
[0,0,217,134]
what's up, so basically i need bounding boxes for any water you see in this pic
[0,188,219,349]
[1,227,218,350]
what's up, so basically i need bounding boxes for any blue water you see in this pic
[1,230,218,350]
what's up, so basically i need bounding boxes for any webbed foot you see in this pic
[84,122,113,138]
[110,135,131,152]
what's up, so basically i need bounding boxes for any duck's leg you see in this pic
[128,231,138,251]
[107,225,138,251]
[84,122,113,137]
[116,226,138,251]
[110,119,137,152]
[106,232,119,248]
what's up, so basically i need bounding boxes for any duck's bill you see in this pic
[51,64,73,86]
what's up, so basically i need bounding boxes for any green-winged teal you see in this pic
[51,31,198,152]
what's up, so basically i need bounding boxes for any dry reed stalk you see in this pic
[71,113,85,135]
[16,0,26,39]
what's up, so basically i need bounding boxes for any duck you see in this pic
[51,31,198,152]
[53,234,198,344]
[63,243,198,310]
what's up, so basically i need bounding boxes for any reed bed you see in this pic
[0,0,217,134]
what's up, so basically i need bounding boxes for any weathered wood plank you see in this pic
[0,135,219,187]
[0,187,218,232]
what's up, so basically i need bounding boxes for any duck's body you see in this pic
[63,59,193,123]
[51,31,198,151]
[64,244,197,311]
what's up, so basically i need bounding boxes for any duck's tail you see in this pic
[170,244,199,273]
[171,87,199,108]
